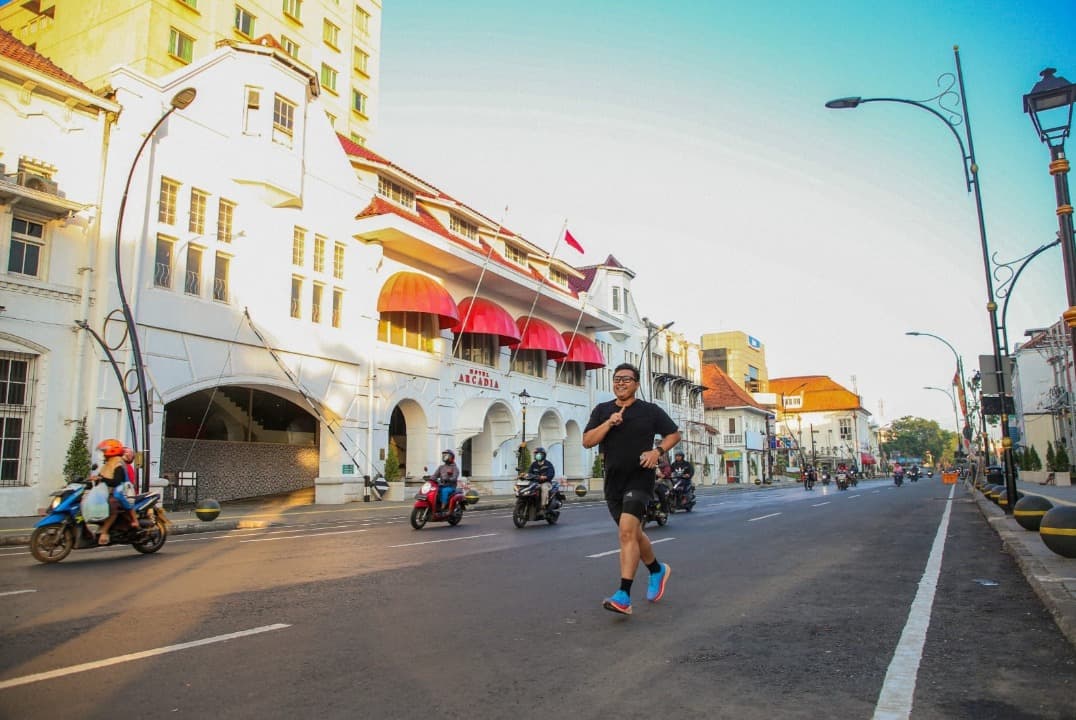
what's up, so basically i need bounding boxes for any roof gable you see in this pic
[0,27,90,92]
[702,364,763,410]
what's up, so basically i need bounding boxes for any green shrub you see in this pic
[62,418,92,481]
[383,444,401,482]
[591,454,604,478]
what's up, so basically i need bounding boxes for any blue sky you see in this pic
[375,0,1076,431]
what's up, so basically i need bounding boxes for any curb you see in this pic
[969,483,1076,651]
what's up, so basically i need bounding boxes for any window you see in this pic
[159,178,180,224]
[333,242,345,279]
[311,283,323,323]
[558,363,585,387]
[189,189,208,234]
[185,245,203,295]
[313,234,325,273]
[320,64,338,94]
[504,245,526,266]
[510,349,547,379]
[273,94,296,143]
[217,199,235,243]
[8,217,44,278]
[453,333,498,367]
[611,287,621,313]
[839,417,853,441]
[0,353,33,487]
[292,227,305,266]
[783,395,803,409]
[332,288,343,328]
[351,89,367,116]
[155,235,175,288]
[280,36,299,58]
[353,47,369,74]
[282,0,301,21]
[549,267,567,286]
[378,312,438,352]
[244,86,261,133]
[234,6,255,36]
[355,5,370,34]
[349,132,366,146]
[325,111,337,129]
[376,176,414,210]
[290,276,302,318]
[323,19,340,48]
[168,27,194,63]
[213,253,230,302]
[450,214,478,241]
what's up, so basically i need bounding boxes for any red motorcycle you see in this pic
[410,475,467,529]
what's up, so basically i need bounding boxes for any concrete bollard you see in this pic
[1040,506,1076,558]
[1013,494,1054,532]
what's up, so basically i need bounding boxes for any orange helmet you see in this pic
[97,438,124,457]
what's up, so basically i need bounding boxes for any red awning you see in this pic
[510,317,568,359]
[557,331,606,368]
[860,452,877,465]
[377,271,459,329]
[452,297,521,345]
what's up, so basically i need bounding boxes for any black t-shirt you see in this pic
[585,398,678,493]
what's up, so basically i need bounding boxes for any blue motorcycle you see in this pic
[30,479,169,563]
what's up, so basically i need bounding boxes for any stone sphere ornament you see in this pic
[194,498,221,522]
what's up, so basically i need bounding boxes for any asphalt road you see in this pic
[1,479,1074,719]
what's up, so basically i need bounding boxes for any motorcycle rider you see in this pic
[669,451,694,504]
[433,449,460,512]
[527,447,556,513]
[805,464,817,490]
[92,439,139,545]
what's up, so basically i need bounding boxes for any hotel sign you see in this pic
[458,368,501,389]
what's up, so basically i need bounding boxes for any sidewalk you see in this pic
[0,477,803,547]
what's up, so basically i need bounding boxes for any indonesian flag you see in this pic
[564,229,584,254]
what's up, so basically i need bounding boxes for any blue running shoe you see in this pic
[602,590,632,615]
[647,563,671,602]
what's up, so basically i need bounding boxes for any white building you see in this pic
[1012,321,1074,462]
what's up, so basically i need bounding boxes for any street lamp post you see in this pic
[642,317,674,402]
[517,388,531,473]
[906,331,971,452]
[114,87,197,492]
[1023,67,1076,362]
[924,385,962,447]
[827,46,1017,512]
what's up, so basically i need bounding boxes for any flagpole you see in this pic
[508,219,568,375]
[450,206,508,358]
[554,291,589,387]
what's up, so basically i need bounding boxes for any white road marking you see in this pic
[0,623,291,691]
[587,537,675,558]
[747,512,782,522]
[847,495,862,499]
[812,502,831,507]
[389,533,497,548]
[0,589,35,597]
[240,528,369,543]
[872,483,956,720]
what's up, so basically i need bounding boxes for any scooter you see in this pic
[668,470,696,512]
[894,471,905,487]
[410,475,468,529]
[821,472,831,486]
[30,479,168,564]
[512,473,565,528]
[835,471,850,491]
[642,481,670,527]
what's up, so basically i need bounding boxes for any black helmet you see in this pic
[441,449,455,462]
[534,447,546,460]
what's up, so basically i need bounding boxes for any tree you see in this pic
[881,416,951,464]
[591,454,604,478]
[383,443,401,482]
[1028,444,1043,471]
[1053,443,1071,473]
[62,418,92,481]
[1047,442,1056,472]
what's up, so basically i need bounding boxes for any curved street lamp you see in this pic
[642,317,674,402]
[1023,67,1076,362]
[924,385,962,444]
[827,46,1016,511]
[114,87,197,491]
[906,330,969,445]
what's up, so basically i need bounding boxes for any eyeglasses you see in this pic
[612,376,637,384]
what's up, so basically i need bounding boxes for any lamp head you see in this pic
[825,97,862,109]
[905,331,920,336]
[171,87,197,110]
[518,388,531,405]
[1023,68,1075,147]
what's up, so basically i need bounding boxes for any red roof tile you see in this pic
[0,27,90,92]
[769,375,864,413]
[702,364,763,410]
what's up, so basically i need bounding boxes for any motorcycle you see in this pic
[668,470,696,512]
[410,475,468,529]
[30,479,168,564]
[894,471,905,487]
[804,473,816,491]
[835,471,850,491]
[908,468,920,482]
[512,473,565,528]
[821,472,831,486]
[642,481,670,527]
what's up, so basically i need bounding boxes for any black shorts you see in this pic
[605,478,653,523]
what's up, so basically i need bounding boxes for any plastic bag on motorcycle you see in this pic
[82,482,110,522]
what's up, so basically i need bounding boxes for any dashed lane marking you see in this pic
[0,623,291,691]
[811,502,831,507]
[0,589,35,597]
[747,512,782,522]
[389,533,497,548]
[240,528,370,543]
[587,537,675,558]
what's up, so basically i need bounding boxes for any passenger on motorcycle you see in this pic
[92,438,139,545]
[433,449,460,512]
[527,447,556,511]
[670,451,694,488]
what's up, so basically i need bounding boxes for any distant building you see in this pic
[1012,321,1073,463]
[702,364,773,484]
[700,330,768,393]
[0,0,381,145]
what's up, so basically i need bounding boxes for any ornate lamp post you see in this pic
[516,388,531,473]
[906,330,970,451]
[113,87,197,492]
[826,46,1017,511]
[924,385,961,442]
[1023,67,1076,361]
[642,317,674,402]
